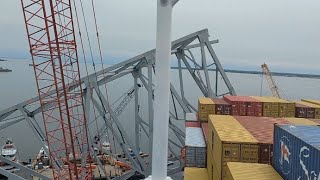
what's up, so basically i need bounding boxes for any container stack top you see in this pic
[209,115,258,143]
[284,117,319,126]
[199,97,215,105]
[186,113,197,121]
[224,95,261,102]
[233,116,290,144]
[211,98,230,105]
[268,97,293,104]
[225,162,283,180]
[295,100,320,108]
[250,96,279,103]
[184,167,209,180]
[277,125,320,149]
[302,99,320,106]
[185,127,206,147]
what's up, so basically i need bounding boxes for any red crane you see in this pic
[20,0,92,179]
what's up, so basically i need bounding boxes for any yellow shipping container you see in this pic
[224,162,283,180]
[268,97,295,117]
[302,99,320,106]
[198,97,215,121]
[251,96,279,117]
[184,167,209,180]
[207,148,213,180]
[208,115,259,180]
[294,101,320,119]
[284,117,319,126]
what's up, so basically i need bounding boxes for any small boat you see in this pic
[36,147,49,166]
[0,138,18,168]
[0,67,12,72]
[102,141,111,152]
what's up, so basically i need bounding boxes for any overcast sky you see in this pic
[0,0,319,73]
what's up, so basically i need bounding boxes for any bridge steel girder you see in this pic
[0,29,235,178]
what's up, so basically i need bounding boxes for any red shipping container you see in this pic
[201,123,208,144]
[211,98,232,115]
[233,116,291,164]
[186,121,200,128]
[295,102,315,118]
[224,96,263,117]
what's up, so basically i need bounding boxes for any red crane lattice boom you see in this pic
[21,0,92,179]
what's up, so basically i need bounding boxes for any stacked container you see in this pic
[294,101,320,119]
[211,98,232,115]
[283,117,319,126]
[233,116,290,164]
[184,167,209,180]
[302,99,320,106]
[273,125,320,180]
[208,115,259,180]
[186,112,197,121]
[198,98,215,121]
[223,96,262,116]
[224,162,283,180]
[294,101,315,118]
[268,97,295,117]
[201,123,208,144]
[185,127,206,167]
[251,96,279,117]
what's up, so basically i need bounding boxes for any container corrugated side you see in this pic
[184,167,209,180]
[295,101,320,119]
[198,97,215,121]
[294,102,315,118]
[284,117,319,126]
[233,116,290,164]
[251,96,279,117]
[212,98,232,115]
[207,148,213,180]
[268,97,295,117]
[185,127,207,167]
[302,99,320,106]
[224,96,262,116]
[273,125,320,180]
[201,123,208,144]
[208,115,259,180]
[224,162,283,180]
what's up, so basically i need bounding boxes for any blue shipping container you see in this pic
[273,125,320,180]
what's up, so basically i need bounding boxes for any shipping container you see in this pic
[185,127,207,167]
[268,97,295,117]
[198,98,215,121]
[273,125,320,180]
[208,115,259,180]
[201,123,208,144]
[186,121,201,128]
[212,98,232,115]
[224,162,283,180]
[302,99,320,106]
[311,119,320,124]
[294,102,315,118]
[233,116,290,164]
[251,96,279,117]
[223,96,262,116]
[184,167,209,180]
[295,101,320,119]
[186,112,197,121]
[207,148,213,180]
[284,117,319,126]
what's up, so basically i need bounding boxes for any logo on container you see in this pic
[299,146,320,180]
[279,136,291,175]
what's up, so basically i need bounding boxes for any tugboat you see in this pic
[0,138,18,169]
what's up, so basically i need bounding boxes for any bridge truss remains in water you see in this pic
[0,29,235,179]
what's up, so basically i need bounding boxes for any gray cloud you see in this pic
[0,0,319,73]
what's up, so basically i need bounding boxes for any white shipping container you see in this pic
[186,113,197,121]
[185,127,207,168]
